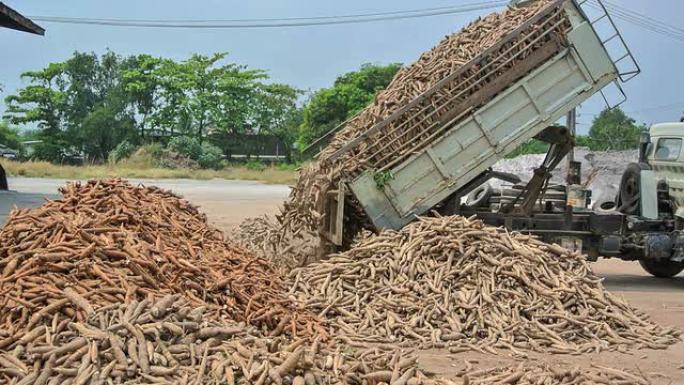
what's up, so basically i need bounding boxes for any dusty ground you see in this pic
[4,177,684,382]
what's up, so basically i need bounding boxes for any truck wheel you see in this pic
[639,259,684,278]
[618,163,647,215]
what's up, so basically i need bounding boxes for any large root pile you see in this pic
[290,215,680,354]
[0,179,676,384]
[0,179,320,338]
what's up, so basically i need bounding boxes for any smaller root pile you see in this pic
[230,216,318,271]
[291,215,680,354]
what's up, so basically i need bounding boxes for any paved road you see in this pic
[0,190,59,225]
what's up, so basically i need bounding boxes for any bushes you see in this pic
[108,141,137,164]
[198,143,224,170]
[115,139,224,170]
[165,136,223,169]
[119,144,163,169]
[245,159,267,172]
[168,136,202,161]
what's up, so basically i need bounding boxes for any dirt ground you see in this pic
[5,177,684,382]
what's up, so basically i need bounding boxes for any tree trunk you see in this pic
[140,112,147,140]
[198,118,204,144]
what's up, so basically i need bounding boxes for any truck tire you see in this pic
[618,163,648,215]
[639,259,684,278]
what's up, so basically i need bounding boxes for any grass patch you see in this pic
[1,160,296,185]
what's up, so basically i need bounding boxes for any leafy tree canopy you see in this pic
[587,107,644,151]
[4,51,302,163]
[298,63,401,148]
[0,121,22,151]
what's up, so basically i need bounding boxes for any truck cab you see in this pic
[645,123,684,219]
[606,122,684,277]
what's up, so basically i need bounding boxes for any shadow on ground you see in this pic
[601,273,684,292]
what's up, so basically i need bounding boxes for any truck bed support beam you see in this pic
[503,125,574,215]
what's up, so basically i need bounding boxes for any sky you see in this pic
[1,0,683,135]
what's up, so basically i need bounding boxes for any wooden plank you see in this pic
[435,40,562,130]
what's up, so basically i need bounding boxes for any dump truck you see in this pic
[307,0,684,277]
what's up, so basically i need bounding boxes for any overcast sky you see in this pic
[1,0,683,134]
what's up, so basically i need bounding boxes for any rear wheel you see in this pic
[639,259,684,278]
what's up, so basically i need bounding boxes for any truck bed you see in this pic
[334,0,637,231]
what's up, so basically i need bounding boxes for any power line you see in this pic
[587,0,684,40]
[29,1,508,29]
[602,0,684,36]
[30,2,506,24]
[586,0,684,42]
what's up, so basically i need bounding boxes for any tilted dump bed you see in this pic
[323,0,638,235]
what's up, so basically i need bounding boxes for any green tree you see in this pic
[246,83,302,159]
[5,51,139,162]
[298,63,402,147]
[0,121,22,151]
[5,51,303,163]
[121,54,163,139]
[151,53,242,141]
[4,62,70,161]
[505,139,549,158]
[152,53,302,144]
[588,107,643,151]
[4,62,68,135]
[62,51,138,161]
[79,100,137,161]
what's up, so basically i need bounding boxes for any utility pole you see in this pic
[565,108,579,185]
